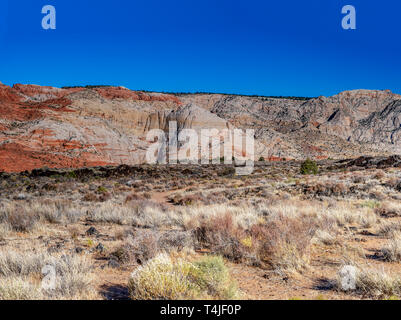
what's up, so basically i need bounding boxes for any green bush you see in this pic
[128,254,239,300]
[258,157,265,162]
[300,159,318,175]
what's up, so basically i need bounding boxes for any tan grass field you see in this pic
[1,158,401,300]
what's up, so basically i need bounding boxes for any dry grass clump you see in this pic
[128,253,238,300]
[181,203,263,231]
[251,216,317,273]
[111,230,159,265]
[0,223,11,240]
[0,250,97,300]
[375,201,401,218]
[323,202,379,228]
[376,221,401,237]
[0,201,85,232]
[336,264,401,298]
[0,204,39,232]
[373,170,386,180]
[32,201,84,224]
[0,277,43,300]
[88,202,132,225]
[127,200,175,228]
[384,177,401,190]
[124,192,145,203]
[381,232,401,262]
[194,213,249,263]
[304,181,349,197]
[111,229,194,266]
[89,200,178,228]
[312,229,339,246]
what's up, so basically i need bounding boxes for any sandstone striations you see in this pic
[0,83,400,172]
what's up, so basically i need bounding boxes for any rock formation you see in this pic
[0,83,400,172]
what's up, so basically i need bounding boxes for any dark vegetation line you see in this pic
[60,85,315,101]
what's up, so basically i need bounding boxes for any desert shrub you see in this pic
[0,250,96,300]
[218,167,236,177]
[194,213,248,262]
[89,203,131,225]
[376,222,401,237]
[128,254,238,300]
[251,216,317,273]
[0,277,42,300]
[124,193,145,203]
[360,200,381,209]
[312,229,338,246]
[369,189,386,201]
[82,192,98,202]
[3,206,39,232]
[128,201,173,228]
[392,180,401,192]
[381,233,401,262]
[385,177,400,189]
[112,230,194,265]
[65,171,78,179]
[40,207,63,224]
[300,159,318,175]
[0,250,44,277]
[324,203,378,228]
[110,246,132,265]
[158,230,194,252]
[98,192,112,202]
[171,194,205,206]
[68,226,80,239]
[127,230,159,264]
[352,175,367,184]
[0,223,11,240]
[64,209,84,224]
[96,186,108,194]
[375,201,401,218]
[89,201,176,227]
[37,201,84,224]
[191,256,238,299]
[330,183,348,196]
[191,206,318,272]
[48,254,95,299]
[304,182,349,197]
[373,170,386,180]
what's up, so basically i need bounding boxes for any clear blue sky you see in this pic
[0,0,400,97]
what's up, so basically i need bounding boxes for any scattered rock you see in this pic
[96,243,105,253]
[107,259,120,269]
[75,247,84,254]
[86,227,99,236]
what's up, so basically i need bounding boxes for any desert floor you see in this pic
[1,157,401,300]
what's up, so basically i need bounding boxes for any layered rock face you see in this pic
[0,83,400,172]
[0,84,183,171]
[180,89,401,159]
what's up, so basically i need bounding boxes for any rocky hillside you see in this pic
[179,90,401,159]
[0,82,400,172]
